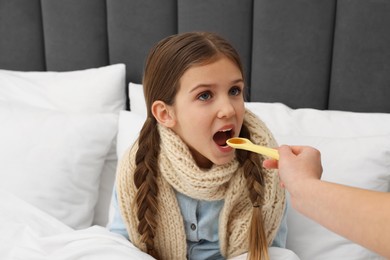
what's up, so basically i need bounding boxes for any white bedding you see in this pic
[0,189,299,260]
[3,66,388,259]
[0,189,154,260]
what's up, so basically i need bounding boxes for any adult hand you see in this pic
[263,145,323,193]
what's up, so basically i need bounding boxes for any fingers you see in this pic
[263,145,296,169]
[262,159,278,169]
[264,145,322,170]
[279,145,321,159]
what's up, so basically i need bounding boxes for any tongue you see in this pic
[214,131,229,146]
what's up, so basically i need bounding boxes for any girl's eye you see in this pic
[229,86,242,96]
[198,91,212,101]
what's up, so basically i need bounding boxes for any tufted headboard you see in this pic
[1,0,389,113]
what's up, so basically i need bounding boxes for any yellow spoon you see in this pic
[226,137,279,160]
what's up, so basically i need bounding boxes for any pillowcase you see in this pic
[116,110,145,161]
[0,64,126,113]
[245,102,390,138]
[277,134,390,259]
[0,64,126,227]
[246,102,390,259]
[0,102,117,229]
[108,110,145,227]
[276,135,390,191]
[128,82,147,116]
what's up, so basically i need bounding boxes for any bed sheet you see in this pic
[0,189,299,260]
[0,189,154,260]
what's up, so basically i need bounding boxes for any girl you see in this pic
[110,32,286,260]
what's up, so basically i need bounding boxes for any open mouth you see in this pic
[213,129,234,147]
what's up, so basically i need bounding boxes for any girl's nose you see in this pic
[217,99,236,119]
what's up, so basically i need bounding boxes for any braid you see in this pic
[133,117,161,259]
[236,124,270,260]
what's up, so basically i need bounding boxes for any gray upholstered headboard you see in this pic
[1,0,389,113]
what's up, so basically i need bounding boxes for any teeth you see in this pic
[220,128,232,132]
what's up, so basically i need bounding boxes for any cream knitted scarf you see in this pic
[116,109,285,259]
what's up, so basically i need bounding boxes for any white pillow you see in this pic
[116,110,145,161]
[245,102,390,138]
[0,64,126,227]
[128,82,147,117]
[277,135,390,260]
[246,102,390,260]
[108,110,145,227]
[0,64,126,113]
[0,102,117,229]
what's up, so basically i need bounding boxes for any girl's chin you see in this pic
[194,154,234,169]
[211,153,236,166]
[191,145,235,168]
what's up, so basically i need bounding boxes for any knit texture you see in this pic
[116,109,285,259]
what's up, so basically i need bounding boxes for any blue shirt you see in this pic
[109,187,287,260]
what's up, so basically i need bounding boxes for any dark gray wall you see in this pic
[1,0,389,112]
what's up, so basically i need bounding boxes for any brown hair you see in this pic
[133,31,269,260]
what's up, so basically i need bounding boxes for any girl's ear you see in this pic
[151,100,176,128]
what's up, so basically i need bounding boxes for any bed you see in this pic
[0,0,389,259]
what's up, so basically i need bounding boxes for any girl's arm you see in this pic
[107,187,130,240]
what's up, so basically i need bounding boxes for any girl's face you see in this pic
[169,56,245,168]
